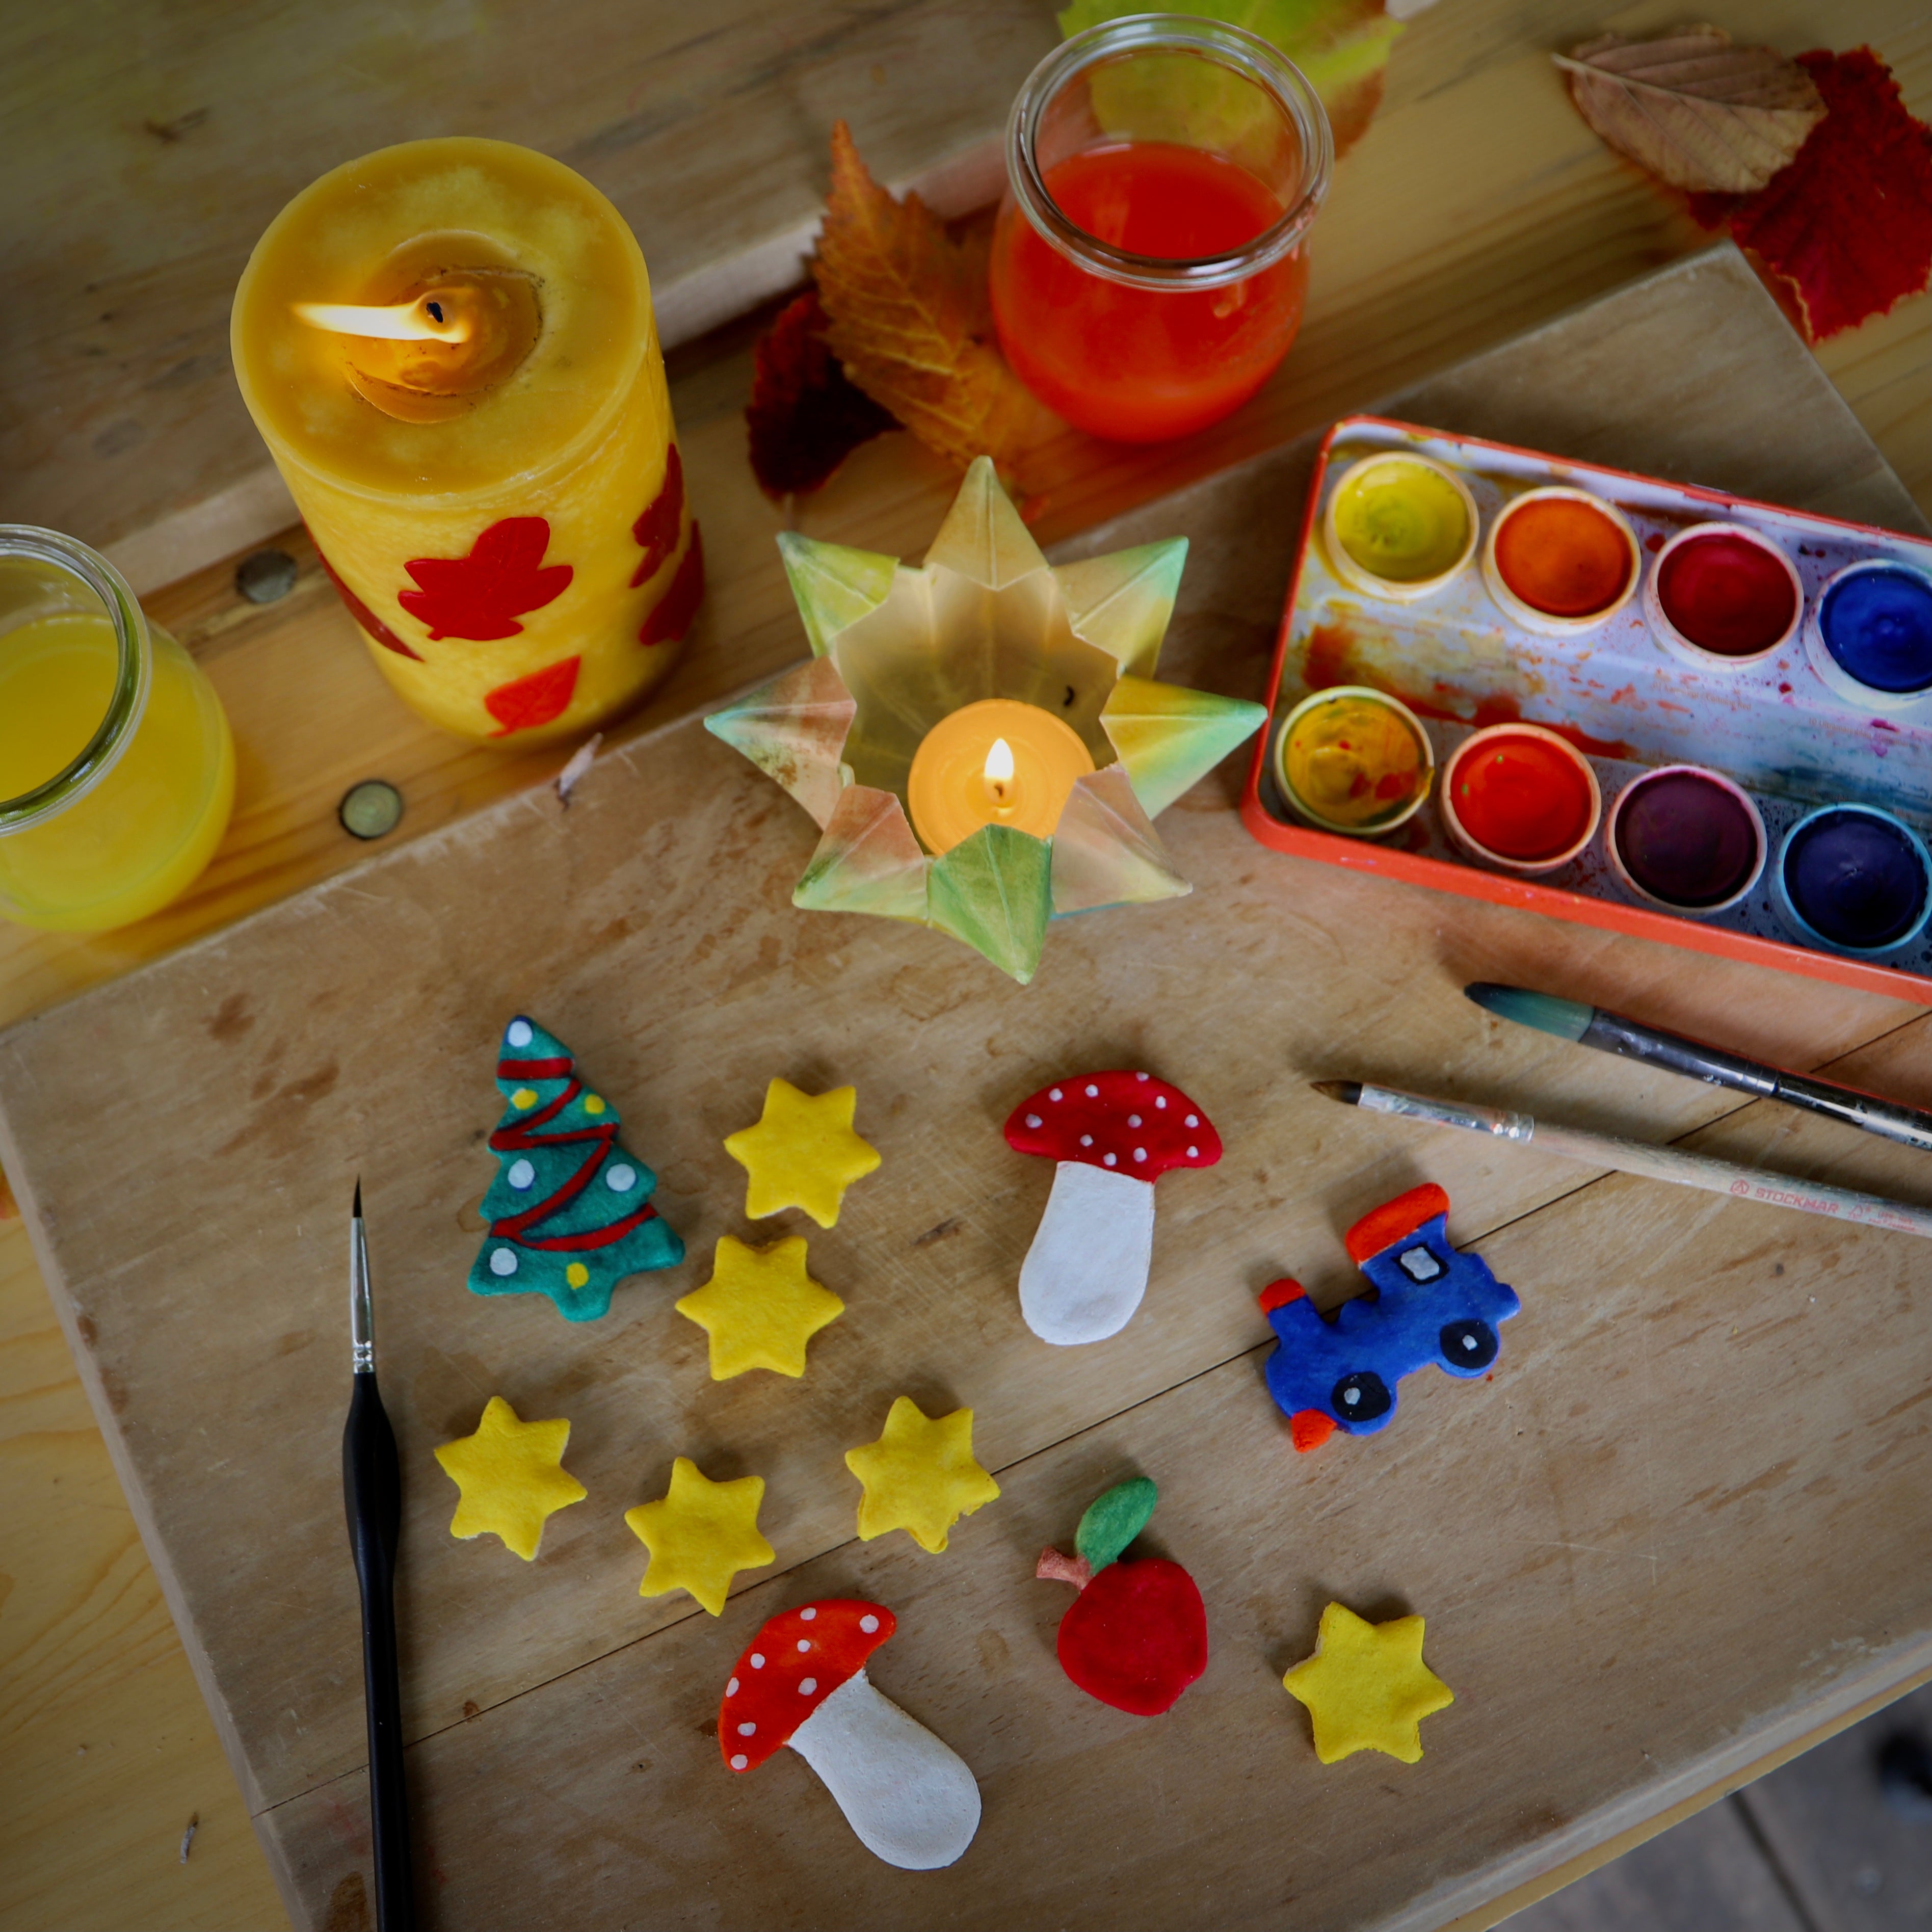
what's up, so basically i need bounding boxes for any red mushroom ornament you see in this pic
[718,1599,981,1870]
[1004,1071,1221,1345]
[1037,1477,1208,1716]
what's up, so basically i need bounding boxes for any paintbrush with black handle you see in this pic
[345,1181,415,1931]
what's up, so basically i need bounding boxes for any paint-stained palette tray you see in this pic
[1240,415,1932,1003]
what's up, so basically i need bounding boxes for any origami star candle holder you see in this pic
[705,458,1266,983]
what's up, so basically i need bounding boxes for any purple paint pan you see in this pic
[1606,765,1767,916]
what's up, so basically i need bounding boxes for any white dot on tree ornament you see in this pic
[506,1020,533,1049]
[508,1159,536,1189]
[606,1164,637,1192]
[489,1248,517,1276]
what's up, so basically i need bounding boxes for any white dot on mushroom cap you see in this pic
[1049,1088,1062,1101]
[1185,1114,1198,1127]
[1079,1133,1093,1147]
[1135,1072,1149,1081]
[738,1722,756,1736]
[727,1678,739,1696]
[750,1654,765,1669]
[1134,1148,1147,1162]
[859,1613,879,1632]
[730,1753,748,1770]
[1104,1152,1117,1167]
[800,1678,817,1695]
[507,1020,533,1048]
[797,1638,811,1652]
[1155,1096,1167,1108]
[800,1607,816,1621]
[1085,1083,1098,1097]
[1025,1114,1041,1129]
[1187,1146,1199,1158]
[1128,1115,1142,1128]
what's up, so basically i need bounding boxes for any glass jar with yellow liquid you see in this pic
[0,527,234,931]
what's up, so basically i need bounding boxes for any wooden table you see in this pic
[0,6,1926,1930]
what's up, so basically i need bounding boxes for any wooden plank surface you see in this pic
[0,6,1927,1930]
[3,248,1929,1930]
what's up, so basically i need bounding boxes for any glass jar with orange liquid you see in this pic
[0,527,234,931]
[989,16,1332,444]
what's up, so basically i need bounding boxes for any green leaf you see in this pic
[1056,1,1403,160]
[1075,1477,1159,1573]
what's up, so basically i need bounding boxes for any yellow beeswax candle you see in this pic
[905,699,1095,854]
[231,138,701,743]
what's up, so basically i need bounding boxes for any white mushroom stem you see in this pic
[1018,1162,1157,1346]
[786,1668,981,1871]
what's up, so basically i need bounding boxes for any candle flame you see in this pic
[293,298,470,343]
[984,737,1016,784]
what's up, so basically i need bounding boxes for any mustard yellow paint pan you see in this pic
[1276,685,1435,838]
[1322,452,1479,602]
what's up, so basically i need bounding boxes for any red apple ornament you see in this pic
[1036,1477,1207,1716]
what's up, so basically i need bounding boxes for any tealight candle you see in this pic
[231,138,702,743]
[906,699,1095,854]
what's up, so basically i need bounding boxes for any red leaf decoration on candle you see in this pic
[312,541,424,660]
[630,445,686,588]
[398,518,574,642]
[484,655,581,736]
[1686,48,1932,341]
[640,525,705,650]
[746,290,898,498]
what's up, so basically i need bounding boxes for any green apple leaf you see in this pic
[1075,1476,1159,1573]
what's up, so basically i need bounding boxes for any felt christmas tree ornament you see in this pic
[433,1395,587,1560]
[674,1234,844,1379]
[719,1600,981,1870]
[623,1457,774,1615]
[469,1016,684,1320]
[1282,1602,1454,1764]
[1258,1182,1521,1449]
[844,1396,999,1553]
[1005,1071,1222,1345]
[724,1077,881,1228]
[1036,1476,1207,1715]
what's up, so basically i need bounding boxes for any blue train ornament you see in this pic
[1260,1182,1519,1451]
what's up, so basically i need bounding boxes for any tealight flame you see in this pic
[293,297,471,343]
[984,737,1016,785]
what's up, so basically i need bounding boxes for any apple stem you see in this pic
[1035,1547,1092,1590]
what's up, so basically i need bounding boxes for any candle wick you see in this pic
[426,300,445,325]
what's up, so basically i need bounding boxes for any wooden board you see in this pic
[2,247,1929,1932]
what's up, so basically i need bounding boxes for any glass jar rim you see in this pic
[0,525,152,835]
[1004,14,1334,293]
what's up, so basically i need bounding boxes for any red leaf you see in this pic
[641,525,704,650]
[1688,48,1932,340]
[745,290,898,498]
[484,655,580,736]
[630,444,687,588]
[399,518,574,642]
[312,538,422,659]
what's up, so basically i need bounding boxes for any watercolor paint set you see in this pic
[1240,415,1932,1003]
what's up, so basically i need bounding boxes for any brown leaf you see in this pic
[744,290,898,499]
[1556,27,1826,195]
[813,121,1044,486]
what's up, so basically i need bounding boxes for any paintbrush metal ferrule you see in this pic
[350,1184,374,1374]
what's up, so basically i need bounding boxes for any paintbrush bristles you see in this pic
[1312,1080,1363,1104]
[1463,983,1594,1040]
[350,1193,375,1374]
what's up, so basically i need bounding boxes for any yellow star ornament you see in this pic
[433,1395,587,1561]
[725,1077,880,1228]
[1282,1602,1455,1764]
[844,1396,1000,1553]
[675,1234,844,1379]
[624,1458,775,1615]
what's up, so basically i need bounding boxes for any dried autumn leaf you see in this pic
[1555,26,1825,195]
[814,121,1042,486]
[745,290,897,498]
[1690,48,1932,341]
